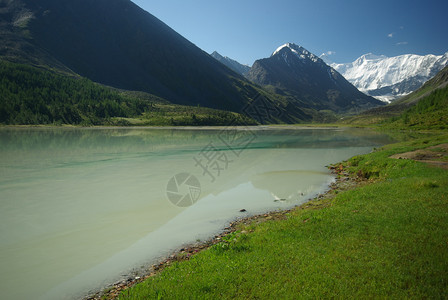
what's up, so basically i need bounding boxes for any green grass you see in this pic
[381,85,448,130]
[117,133,448,299]
[110,103,257,127]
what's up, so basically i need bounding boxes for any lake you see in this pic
[0,126,393,299]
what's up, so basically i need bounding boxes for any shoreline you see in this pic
[86,164,365,300]
[0,124,346,131]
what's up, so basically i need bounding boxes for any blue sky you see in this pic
[131,0,448,66]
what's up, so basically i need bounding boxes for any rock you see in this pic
[240,209,247,212]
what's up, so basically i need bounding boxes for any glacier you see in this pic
[332,52,448,102]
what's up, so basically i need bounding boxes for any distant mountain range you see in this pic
[210,51,250,76]
[332,52,448,102]
[246,43,383,113]
[342,64,448,129]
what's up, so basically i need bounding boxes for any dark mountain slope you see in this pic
[247,43,384,113]
[22,0,246,110]
[1,0,303,121]
[0,60,257,126]
[0,0,75,73]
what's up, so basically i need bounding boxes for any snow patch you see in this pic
[272,43,321,64]
[272,43,292,56]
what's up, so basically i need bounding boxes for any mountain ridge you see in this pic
[332,52,448,102]
[1,0,315,124]
[247,43,384,113]
[339,65,448,127]
[210,51,250,76]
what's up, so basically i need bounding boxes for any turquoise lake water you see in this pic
[0,127,393,299]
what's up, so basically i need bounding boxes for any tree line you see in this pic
[386,85,448,129]
[0,61,150,125]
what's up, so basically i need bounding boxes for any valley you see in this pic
[0,0,447,299]
[1,0,446,127]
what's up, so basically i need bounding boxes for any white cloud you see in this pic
[319,51,336,64]
[387,33,394,38]
[319,51,336,58]
[396,41,408,46]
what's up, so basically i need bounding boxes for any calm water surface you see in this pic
[0,127,393,299]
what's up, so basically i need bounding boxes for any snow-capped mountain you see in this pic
[210,51,251,76]
[332,52,448,102]
[246,43,383,113]
[271,43,322,63]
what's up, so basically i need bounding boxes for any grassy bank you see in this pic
[114,132,448,299]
